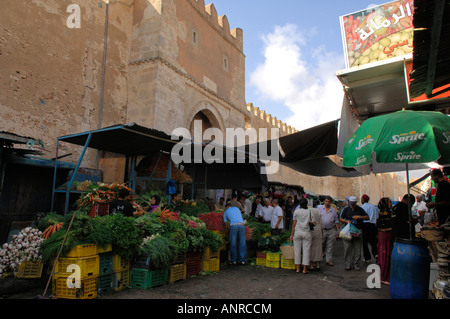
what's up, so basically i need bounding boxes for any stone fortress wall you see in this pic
[0,0,412,203]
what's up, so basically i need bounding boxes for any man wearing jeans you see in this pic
[223,204,247,265]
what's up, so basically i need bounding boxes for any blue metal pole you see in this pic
[51,139,60,212]
[167,155,172,204]
[64,133,93,215]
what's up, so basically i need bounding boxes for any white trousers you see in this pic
[293,228,312,266]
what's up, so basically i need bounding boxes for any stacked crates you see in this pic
[185,252,201,277]
[52,244,99,299]
[200,247,220,272]
[256,251,266,266]
[112,254,130,291]
[168,252,186,284]
[265,252,281,269]
[96,244,114,294]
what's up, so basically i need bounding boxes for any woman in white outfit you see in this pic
[290,198,316,274]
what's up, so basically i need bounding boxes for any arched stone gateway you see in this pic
[186,101,225,143]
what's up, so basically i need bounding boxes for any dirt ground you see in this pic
[5,239,391,300]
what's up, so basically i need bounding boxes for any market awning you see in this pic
[56,123,269,192]
[244,119,361,177]
[57,123,180,156]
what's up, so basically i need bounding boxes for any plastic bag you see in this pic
[339,224,352,240]
[349,224,361,238]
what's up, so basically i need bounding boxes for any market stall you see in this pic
[51,123,269,214]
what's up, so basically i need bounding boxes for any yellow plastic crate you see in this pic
[201,260,210,272]
[266,252,281,262]
[54,255,99,279]
[96,243,112,254]
[265,260,280,269]
[281,257,295,270]
[209,258,220,272]
[256,257,266,266]
[66,244,97,258]
[201,247,211,261]
[112,254,130,272]
[52,276,98,299]
[113,269,130,291]
[210,250,220,259]
[16,260,44,279]
[169,263,186,284]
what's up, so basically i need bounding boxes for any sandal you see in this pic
[303,270,309,274]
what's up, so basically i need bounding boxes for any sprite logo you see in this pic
[394,151,422,162]
[389,131,425,145]
[356,155,368,165]
[355,135,374,151]
[443,132,450,144]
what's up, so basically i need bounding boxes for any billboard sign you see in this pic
[340,0,414,68]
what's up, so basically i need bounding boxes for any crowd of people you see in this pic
[220,168,450,284]
[108,169,449,285]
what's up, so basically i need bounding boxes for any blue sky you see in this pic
[209,1,378,131]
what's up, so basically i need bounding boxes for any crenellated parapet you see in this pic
[246,103,298,136]
[188,0,243,52]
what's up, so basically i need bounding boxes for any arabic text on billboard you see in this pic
[340,0,414,68]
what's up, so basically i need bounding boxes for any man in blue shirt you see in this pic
[223,204,247,265]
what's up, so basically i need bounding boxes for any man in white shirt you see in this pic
[257,198,273,224]
[412,195,428,219]
[271,198,284,235]
[242,194,252,216]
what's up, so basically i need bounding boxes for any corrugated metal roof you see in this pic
[409,0,450,99]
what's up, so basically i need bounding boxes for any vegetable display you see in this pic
[76,182,134,212]
[198,211,225,231]
[138,235,177,269]
[42,222,64,239]
[0,227,43,278]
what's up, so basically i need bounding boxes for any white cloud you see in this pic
[249,24,345,131]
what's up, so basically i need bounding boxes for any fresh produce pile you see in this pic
[0,227,44,278]
[76,182,135,212]
[35,205,223,270]
[198,211,225,231]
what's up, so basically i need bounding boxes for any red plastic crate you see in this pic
[88,203,109,218]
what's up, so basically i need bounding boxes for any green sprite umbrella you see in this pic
[343,110,450,240]
[343,110,450,168]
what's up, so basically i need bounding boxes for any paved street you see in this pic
[6,239,391,300]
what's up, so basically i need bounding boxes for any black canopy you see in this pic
[57,123,269,190]
[245,120,361,177]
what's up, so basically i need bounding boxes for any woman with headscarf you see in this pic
[377,197,393,285]
[147,195,162,214]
